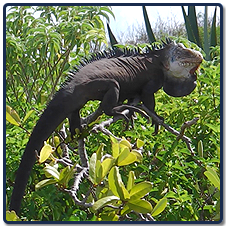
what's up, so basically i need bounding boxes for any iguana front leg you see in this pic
[141,80,164,135]
[69,110,81,137]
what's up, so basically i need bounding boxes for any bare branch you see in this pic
[177,117,199,141]
[145,213,156,221]
[81,106,103,126]
[65,189,93,208]
[140,104,192,144]
[91,109,132,141]
[58,124,70,159]
[78,138,89,167]
[140,104,202,166]
[71,167,89,193]
[65,167,93,208]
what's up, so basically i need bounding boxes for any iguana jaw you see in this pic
[163,42,203,80]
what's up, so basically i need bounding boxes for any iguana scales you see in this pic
[9,38,203,213]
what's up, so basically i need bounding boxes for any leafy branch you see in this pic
[31,100,202,221]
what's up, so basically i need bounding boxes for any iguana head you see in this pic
[161,41,203,97]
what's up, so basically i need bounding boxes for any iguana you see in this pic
[9,38,203,214]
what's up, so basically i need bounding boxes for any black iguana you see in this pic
[9,38,203,214]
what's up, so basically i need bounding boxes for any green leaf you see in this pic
[210,7,217,47]
[44,163,58,178]
[23,109,34,124]
[121,204,131,215]
[198,140,203,157]
[121,185,131,201]
[128,199,153,214]
[96,143,105,161]
[89,153,97,184]
[204,6,210,60]
[95,160,103,184]
[181,6,196,45]
[39,143,53,163]
[99,6,115,20]
[106,23,118,47]
[151,197,167,217]
[6,105,21,126]
[165,191,177,199]
[119,138,132,149]
[101,157,115,178]
[130,181,152,200]
[206,123,220,133]
[136,139,145,148]
[204,167,220,190]
[35,178,56,190]
[131,150,143,162]
[112,142,120,158]
[60,163,76,186]
[99,212,119,221]
[127,171,135,192]
[63,62,70,72]
[6,112,20,126]
[108,166,130,200]
[44,164,60,180]
[110,135,118,144]
[117,147,137,166]
[188,6,201,47]
[59,165,76,187]
[92,195,120,211]
[6,210,21,221]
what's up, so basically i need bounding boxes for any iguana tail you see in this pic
[9,90,74,214]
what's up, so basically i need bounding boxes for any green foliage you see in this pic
[181,6,218,60]
[181,6,201,47]
[35,138,167,220]
[6,6,113,111]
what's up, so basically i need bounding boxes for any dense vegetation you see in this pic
[6,6,221,222]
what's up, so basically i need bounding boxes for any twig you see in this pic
[65,167,93,208]
[78,138,89,167]
[81,106,103,126]
[91,109,132,141]
[177,117,199,141]
[65,189,93,208]
[140,104,192,144]
[58,124,70,159]
[55,158,73,167]
[91,117,120,141]
[140,104,202,166]
[71,167,89,193]
[146,213,155,221]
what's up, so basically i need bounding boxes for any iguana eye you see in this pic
[178,43,185,48]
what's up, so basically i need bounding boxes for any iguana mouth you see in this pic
[190,64,200,75]
[189,62,202,80]
[178,61,201,78]
[178,61,201,71]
